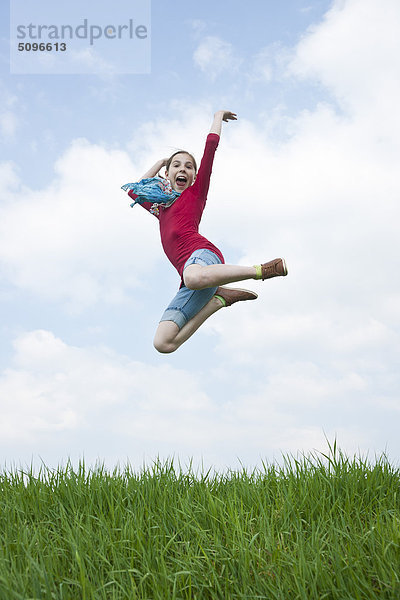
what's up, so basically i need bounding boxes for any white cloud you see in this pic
[192,0,400,418]
[193,35,238,80]
[1,330,394,469]
[289,0,400,127]
[126,99,213,160]
[0,161,20,192]
[0,330,213,455]
[249,42,292,83]
[0,139,161,311]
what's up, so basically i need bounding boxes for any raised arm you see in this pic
[139,158,169,181]
[209,110,237,136]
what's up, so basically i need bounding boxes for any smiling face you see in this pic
[165,152,196,192]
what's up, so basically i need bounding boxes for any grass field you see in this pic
[0,446,399,599]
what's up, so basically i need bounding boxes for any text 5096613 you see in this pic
[18,42,67,51]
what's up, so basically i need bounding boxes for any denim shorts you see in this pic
[160,249,222,329]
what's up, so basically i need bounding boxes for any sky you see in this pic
[1,0,399,472]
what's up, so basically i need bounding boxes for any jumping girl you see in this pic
[122,110,288,353]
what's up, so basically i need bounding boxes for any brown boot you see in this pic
[215,287,258,307]
[260,258,288,280]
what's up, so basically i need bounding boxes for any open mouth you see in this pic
[175,175,187,189]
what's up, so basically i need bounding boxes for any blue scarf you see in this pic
[121,177,181,213]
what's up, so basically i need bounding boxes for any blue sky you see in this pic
[1,0,399,470]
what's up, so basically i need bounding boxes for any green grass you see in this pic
[0,446,399,599]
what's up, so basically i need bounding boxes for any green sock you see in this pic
[254,264,262,280]
[214,294,227,307]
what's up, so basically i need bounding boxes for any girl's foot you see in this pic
[255,258,288,280]
[214,287,258,307]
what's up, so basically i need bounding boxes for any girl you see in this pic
[122,110,287,353]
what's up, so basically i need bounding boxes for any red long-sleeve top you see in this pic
[128,133,224,280]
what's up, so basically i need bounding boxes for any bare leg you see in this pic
[154,263,260,353]
[153,259,286,352]
[184,264,257,290]
[153,296,223,354]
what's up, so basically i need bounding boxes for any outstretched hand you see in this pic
[210,110,237,135]
[215,110,237,122]
[223,111,237,122]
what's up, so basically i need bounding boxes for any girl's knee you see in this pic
[183,265,205,290]
[153,338,177,354]
[153,322,180,353]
